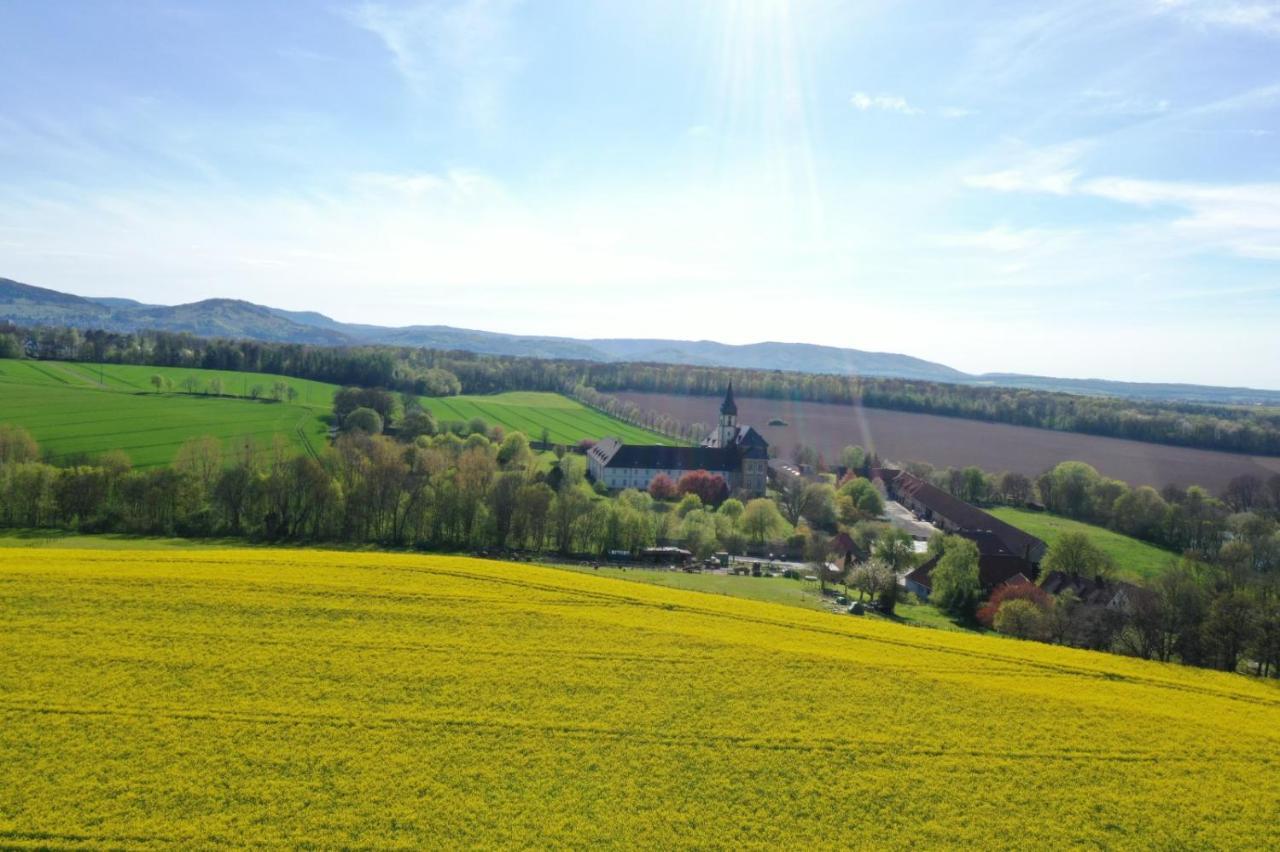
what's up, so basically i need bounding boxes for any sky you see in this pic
[1,1,1279,387]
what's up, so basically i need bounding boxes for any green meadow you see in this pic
[989,506,1179,581]
[0,361,671,469]
[0,359,332,468]
[420,391,680,446]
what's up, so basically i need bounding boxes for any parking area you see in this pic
[883,500,940,542]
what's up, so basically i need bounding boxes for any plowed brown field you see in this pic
[612,391,1280,492]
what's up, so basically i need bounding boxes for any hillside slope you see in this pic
[2,547,1277,847]
[989,507,1179,581]
[0,359,333,466]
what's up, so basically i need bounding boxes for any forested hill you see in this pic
[5,276,1279,405]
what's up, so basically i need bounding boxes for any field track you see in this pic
[613,391,1280,491]
[2,547,1278,848]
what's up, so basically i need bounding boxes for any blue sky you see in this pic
[2,1,1278,386]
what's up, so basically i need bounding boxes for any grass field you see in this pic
[420,391,679,446]
[0,359,333,468]
[3,547,1277,847]
[553,565,973,631]
[0,360,659,468]
[989,506,1178,581]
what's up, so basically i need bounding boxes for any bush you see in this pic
[343,407,384,435]
[677,470,728,506]
[931,537,981,619]
[648,473,678,501]
[994,599,1050,641]
[977,582,1052,629]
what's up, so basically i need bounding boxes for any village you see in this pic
[571,386,1150,639]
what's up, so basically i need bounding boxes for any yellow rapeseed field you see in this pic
[2,547,1278,849]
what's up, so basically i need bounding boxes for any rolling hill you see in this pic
[0,359,333,467]
[5,276,1280,404]
[2,546,1277,847]
[0,359,671,466]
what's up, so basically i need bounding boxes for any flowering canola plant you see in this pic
[1,547,1278,849]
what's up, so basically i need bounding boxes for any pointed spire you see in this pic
[720,382,737,417]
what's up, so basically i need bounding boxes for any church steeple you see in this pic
[717,383,737,447]
[720,382,737,417]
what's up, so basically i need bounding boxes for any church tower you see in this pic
[718,383,738,447]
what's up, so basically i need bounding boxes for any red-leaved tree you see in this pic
[976,581,1052,628]
[677,470,728,506]
[648,473,678,501]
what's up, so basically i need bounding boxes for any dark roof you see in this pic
[720,383,737,417]
[702,425,768,456]
[590,438,739,472]
[1039,572,1149,607]
[890,472,1046,560]
[963,529,1016,557]
[904,552,1036,593]
[831,532,868,559]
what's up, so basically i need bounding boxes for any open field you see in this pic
[613,391,1280,492]
[3,547,1278,847]
[0,359,331,467]
[420,391,680,446]
[990,507,1178,582]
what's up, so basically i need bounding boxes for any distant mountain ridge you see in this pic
[3,276,1278,405]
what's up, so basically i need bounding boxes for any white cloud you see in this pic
[850,92,921,115]
[1081,176,1280,258]
[1079,89,1172,115]
[349,0,523,127]
[964,143,1280,260]
[1155,0,1280,35]
[936,225,1078,255]
[962,142,1087,195]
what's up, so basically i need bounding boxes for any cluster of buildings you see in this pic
[864,469,1049,599]
[588,386,1142,618]
[587,385,769,496]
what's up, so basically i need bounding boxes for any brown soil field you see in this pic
[612,391,1280,493]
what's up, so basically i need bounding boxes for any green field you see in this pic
[0,360,671,468]
[420,391,680,445]
[990,506,1179,581]
[0,359,333,467]
[3,546,1277,847]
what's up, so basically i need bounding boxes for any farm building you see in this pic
[904,554,1033,601]
[587,385,769,496]
[874,469,1048,566]
[1040,572,1152,613]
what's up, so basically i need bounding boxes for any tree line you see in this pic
[6,321,1280,457]
[0,421,892,564]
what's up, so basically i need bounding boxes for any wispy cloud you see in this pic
[349,0,523,128]
[1082,176,1280,258]
[850,92,921,115]
[1079,88,1171,116]
[965,143,1280,259]
[962,142,1088,195]
[1155,0,1280,35]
